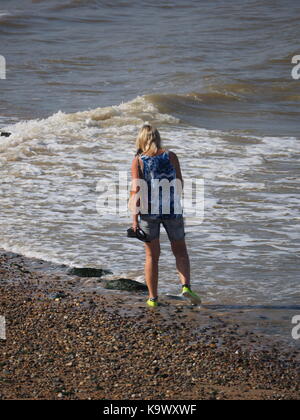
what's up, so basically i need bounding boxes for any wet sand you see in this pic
[0,249,299,400]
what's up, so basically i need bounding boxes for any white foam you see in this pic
[9,162,44,176]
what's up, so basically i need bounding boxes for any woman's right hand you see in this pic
[132,221,139,232]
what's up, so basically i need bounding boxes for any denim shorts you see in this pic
[139,214,185,242]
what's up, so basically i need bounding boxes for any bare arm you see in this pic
[169,151,184,189]
[130,156,141,229]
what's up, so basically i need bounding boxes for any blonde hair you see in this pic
[135,123,161,156]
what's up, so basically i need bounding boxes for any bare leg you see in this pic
[144,238,160,299]
[171,239,190,286]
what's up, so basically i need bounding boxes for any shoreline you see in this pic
[0,248,299,400]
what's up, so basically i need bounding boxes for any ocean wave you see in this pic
[1,92,299,161]
[0,96,179,157]
[0,11,28,28]
[0,11,10,19]
[49,0,133,12]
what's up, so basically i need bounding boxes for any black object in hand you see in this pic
[127,227,150,242]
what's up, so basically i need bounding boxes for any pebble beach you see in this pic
[0,249,299,400]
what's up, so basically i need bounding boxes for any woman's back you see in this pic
[139,150,182,218]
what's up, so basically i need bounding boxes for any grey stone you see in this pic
[67,267,112,278]
[103,278,147,292]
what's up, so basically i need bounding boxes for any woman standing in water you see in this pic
[130,123,201,307]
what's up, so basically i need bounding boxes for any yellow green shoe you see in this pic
[146,297,158,308]
[182,286,202,305]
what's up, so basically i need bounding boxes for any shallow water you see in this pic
[0,0,299,343]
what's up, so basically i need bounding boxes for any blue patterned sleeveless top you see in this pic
[139,150,182,219]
